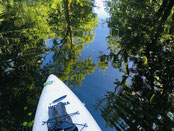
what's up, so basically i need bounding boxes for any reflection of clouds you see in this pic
[94,0,109,19]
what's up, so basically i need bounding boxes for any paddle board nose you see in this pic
[33,74,101,131]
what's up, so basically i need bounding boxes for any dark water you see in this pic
[0,0,174,130]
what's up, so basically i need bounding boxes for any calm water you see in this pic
[0,0,174,130]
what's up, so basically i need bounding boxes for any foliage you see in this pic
[97,0,174,130]
[0,0,98,130]
[43,0,98,87]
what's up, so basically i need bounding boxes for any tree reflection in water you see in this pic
[97,0,174,130]
[0,0,98,130]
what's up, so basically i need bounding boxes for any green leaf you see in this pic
[141,56,148,65]
[28,112,32,116]
[128,27,132,30]
[155,76,159,81]
[28,120,34,127]
[150,94,155,103]
[23,122,27,126]
[131,91,135,95]
[157,82,163,87]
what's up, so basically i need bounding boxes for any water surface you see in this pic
[0,0,174,130]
